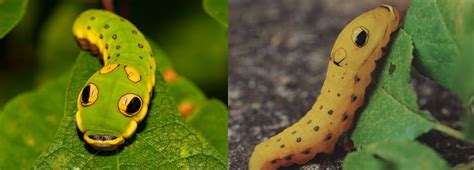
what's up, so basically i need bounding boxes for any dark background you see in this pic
[228,0,474,169]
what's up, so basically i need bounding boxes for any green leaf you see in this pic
[33,52,226,168]
[352,29,433,148]
[188,99,228,157]
[343,151,389,170]
[403,0,466,98]
[203,0,228,27]
[344,141,449,170]
[0,72,69,168]
[0,0,27,38]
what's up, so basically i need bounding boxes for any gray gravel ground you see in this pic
[228,0,474,169]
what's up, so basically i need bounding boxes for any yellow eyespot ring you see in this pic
[118,93,143,117]
[352,26,369,48]
[80,83,99,106]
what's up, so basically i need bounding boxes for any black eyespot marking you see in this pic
[139,56,143,59]
[81,85,90,104]
[342,112,349,122]
[90,16,95,20]
[351,95,357,102]
[126,97,142,114]
[116,45,121,50]
[138,43,144,48]
[313,126,320,132]
[296,137,301,143]
[132,30,137,35]
[328,109,333,115]
[355,29,368,47]
[87,26,91,30]
[104,24,109,29]
[99,34,103,39]
[355,75,361,83]
[280,144,285,148]
[324,133,332,141]
[112,34,117,40]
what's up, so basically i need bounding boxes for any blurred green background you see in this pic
[0,0,228,108]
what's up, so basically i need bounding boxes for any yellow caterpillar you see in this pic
[249,5,400,169]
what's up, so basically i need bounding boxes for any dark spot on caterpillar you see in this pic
[105,43,109,49]
[116,53,120,57]
[285,155,292,161]
[149,65,152,70]
[313,126,319,132]
[327,109,333,115]
[328,90,331,93]
[291,130,297,134]
[90,16,95,20]
[319,105,323,110]
[139,56,143,60]
[99,34,103,39]
[389,63,396,75]
[302,148,311,154]
[306,119,312,124]
[138,43,144,48]
[116,45,121,50]
[107,55,110,59]
[355,75,361,83]
[271,160,277,164]
[149,51,153,56]
[296,137,301,143]
[337,93,340,97]
[280,144,285,148]
[342,112,349,122]
[345,63,348,66]
[351,95,357,102]
[132,30,137,35]
[324,133,332,141]
[104,24,109,29]
[87,26,91,30]
[276,138,281,142]
[112,34,117,40]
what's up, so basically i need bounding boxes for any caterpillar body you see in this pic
[249,5,400,169]
[73,10,156,151]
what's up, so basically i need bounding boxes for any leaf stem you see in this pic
[433,123,473,144]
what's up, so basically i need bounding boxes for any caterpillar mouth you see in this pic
[84,134,125,151]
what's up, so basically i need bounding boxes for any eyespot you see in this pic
[118,94,142,116]
[80,84,98,106]
[352,26,369,47]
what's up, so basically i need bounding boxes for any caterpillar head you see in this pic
[329,5,400,68]
[75,64,150,151]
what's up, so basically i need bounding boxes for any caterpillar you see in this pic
[73,10,156,151]
[249,5,400,169]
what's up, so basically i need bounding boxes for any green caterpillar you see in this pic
[73,9,156,151]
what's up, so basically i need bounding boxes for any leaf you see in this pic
[352,29,433,148]
[403,0,467,98]
[0,72,69,168]
[188,100,228,157]
[150,40,228,157]
[0,0,27,38]
[33,52,226,168]
[203,0,228,27]
[344,141,449,170]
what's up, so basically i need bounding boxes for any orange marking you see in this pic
[163,68,179,83]
[179,101,195,118]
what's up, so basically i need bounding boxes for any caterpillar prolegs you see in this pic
[249,5,400,169]
[73,10,156,151]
